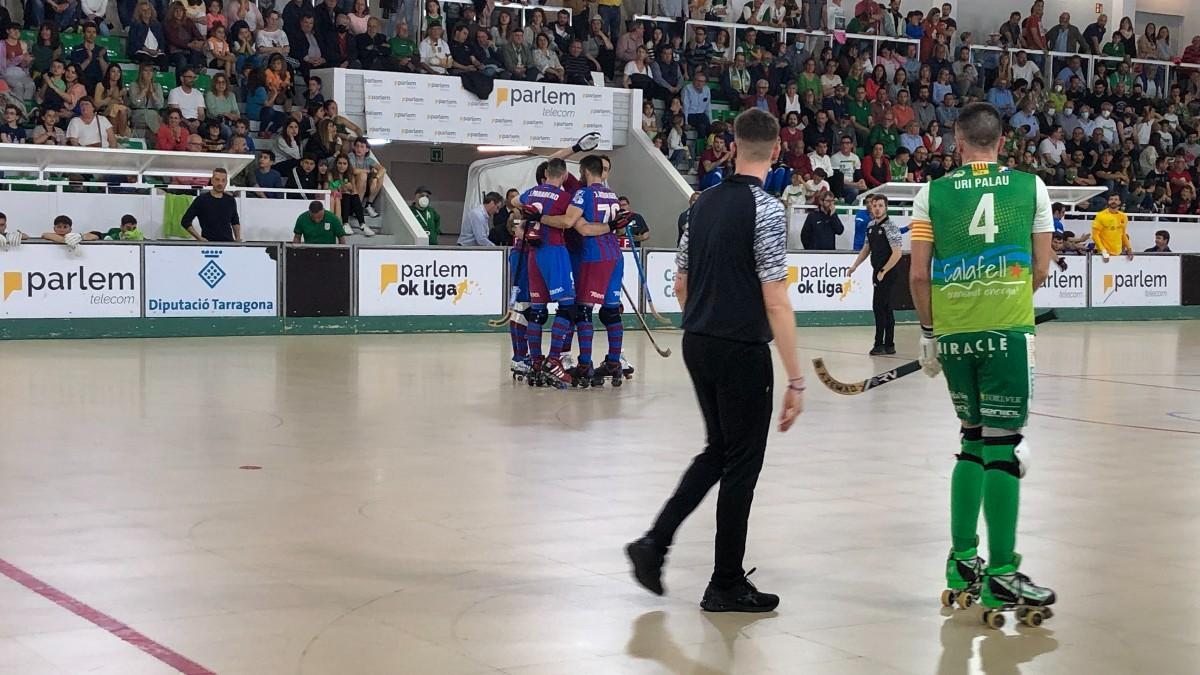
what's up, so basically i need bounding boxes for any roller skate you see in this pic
[510,357,532,382]
[540,356,573,389]
[570,360,594,388]
[978,554,1056,629]
[619,353,635,380]
[591,358,624,387]
[527,356,545,387]
[940,546,985,610]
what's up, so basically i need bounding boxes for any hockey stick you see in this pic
[624,223,670,325]
[488,246,526,327]
[621,283,671,358]
[812,310,1059,395]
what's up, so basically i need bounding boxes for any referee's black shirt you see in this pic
[677,174,788,345]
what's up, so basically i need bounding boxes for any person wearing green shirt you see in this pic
[846,87,872,143]
[889,148,911,181]
[1102,32,1125,58]
[411,186,440,245]
[388,19,418,73]
[293,201,347,244]
[868,111,900,157]
[87,214,146,241]
[910,102,1056,626]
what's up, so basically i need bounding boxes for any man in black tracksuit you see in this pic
[849,194,904,355]
[800,190,844,250]
[625,109,805,613]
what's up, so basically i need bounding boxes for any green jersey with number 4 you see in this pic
[910,163,1054,336]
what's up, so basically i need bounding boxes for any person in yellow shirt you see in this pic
[1091,194,1133,262]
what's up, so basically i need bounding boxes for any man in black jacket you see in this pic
[800,190,844,250]
[323,13,360,69]
[356,16,392,70]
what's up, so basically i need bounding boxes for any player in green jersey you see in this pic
[909,103,1057,629]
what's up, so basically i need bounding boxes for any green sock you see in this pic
[950,435,985,553]
[982,441,1020,569]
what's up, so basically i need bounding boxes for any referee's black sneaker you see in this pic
[700,569,779,613]
[625,537,666,595]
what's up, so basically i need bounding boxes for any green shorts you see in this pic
[936,330,1035,429]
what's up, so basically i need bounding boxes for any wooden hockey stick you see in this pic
[812,310,1058,395]
[622,284,671,358]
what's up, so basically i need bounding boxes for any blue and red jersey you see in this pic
[572,183,622,262]
[519,183,573,246]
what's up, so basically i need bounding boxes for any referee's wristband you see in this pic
[787,377,806,392]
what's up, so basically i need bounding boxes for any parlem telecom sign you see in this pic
[363,72,614,150]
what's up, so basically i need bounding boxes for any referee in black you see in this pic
[625,108,804,613]
[848,194,903,355]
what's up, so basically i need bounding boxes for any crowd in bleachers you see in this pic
[1,0,1199,220]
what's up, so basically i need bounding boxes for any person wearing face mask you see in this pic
[1094,104,1117,145]
[410,186,440,245]
[1056,103,1080,137]
[1076,105,1096,137]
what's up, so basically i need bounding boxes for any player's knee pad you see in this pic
[599,305,621,325]
[956,425,983,464]
[528,305,549,325]
[555,304,580,323]
[576,304,593,324]
[982,430,1027,478]
[511,302,530,327]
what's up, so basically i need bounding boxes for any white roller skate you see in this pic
[510,357,532,382]
[619,353,635,380]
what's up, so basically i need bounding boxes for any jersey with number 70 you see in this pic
[910,163,1054,337]
[571,183,623,263]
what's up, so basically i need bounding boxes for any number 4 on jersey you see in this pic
[968,193,998,243]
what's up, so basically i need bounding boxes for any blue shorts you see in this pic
[577,255,623,306]
[528,244,574,304]
[508,247,530,302]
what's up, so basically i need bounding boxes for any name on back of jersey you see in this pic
[953,174,1010,190]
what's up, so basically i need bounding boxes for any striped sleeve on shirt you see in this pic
[751,186,787,283]
[675,221,689,272]
[909,183,933,243]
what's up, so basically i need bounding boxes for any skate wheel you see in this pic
[1021,609,1044,627]
[611,377,622,388]
[940,590,954,608]
[1041,608,1054,620]
[982,610,1005,629]
[955,592,974,610]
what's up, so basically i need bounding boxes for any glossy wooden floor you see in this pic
[0,322,1197,674]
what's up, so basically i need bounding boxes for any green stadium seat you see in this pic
[154,71,177,97]
[96,35,128,63]
[60,32,83,49]
[193,73,212,93]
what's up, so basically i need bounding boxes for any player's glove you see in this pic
[610,209,635,233]
[0,233,8,251]
[571,132,600,154]
[7,232,21,249]
[64,232,83,249]
[919,326,941,378]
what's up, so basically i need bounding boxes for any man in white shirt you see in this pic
[826,0,846,31]
[1010,50,1038,85]
[1038,125,1066,168]
[1094,104,1117,145]
[420,23,451,75]
[256,11,291,59]
[808,139,834,177]
[167,68,206,131]
[65,98,115,148]
[831,135,866,196]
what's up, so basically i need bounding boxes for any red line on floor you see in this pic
[0,557,215,675]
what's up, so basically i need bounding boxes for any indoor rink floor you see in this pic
[0,321,1197,675]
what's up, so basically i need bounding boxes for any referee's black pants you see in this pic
[872,269,898,348]
[647,332,773,589]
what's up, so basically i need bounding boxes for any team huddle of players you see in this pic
[506,153,635,389]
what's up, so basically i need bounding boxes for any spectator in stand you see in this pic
[288,14,327,78]
[252,150,284,198]
[165,0,206,72]
[1083,14,1107,55]
[168,66,206,131]
[256,10,290,64]
[685,26,714,79]
[501,27,534,81]
[651,45,683,102]
[294,200,347,244]
[742,79,778,117]
[868,110,899,157]
[0,105,25,143]
[70,23,107,91]
[583,17,614,80]
[800,190,843,250]
[66,97,116,148]
[1183,35,1200,63]
[472,29,507,78]
[1011,97,1040,139]
[719,52,752,108]
[287,155,321,200]
[830,134,863,191]
[447,23,476,75]
[531,32,564,82]
[388,20,417,72]
[1145,230,1171,252]
[157,108,190,149]
[1046,12,1085,54]
[861,142,889,188]
[682,72,711,141]
[41,215,85,248]
[182,168,241,241]
[94,64,130,138]
[615,22,642,69]
[560,39,593,85]
[698,134,733,188]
